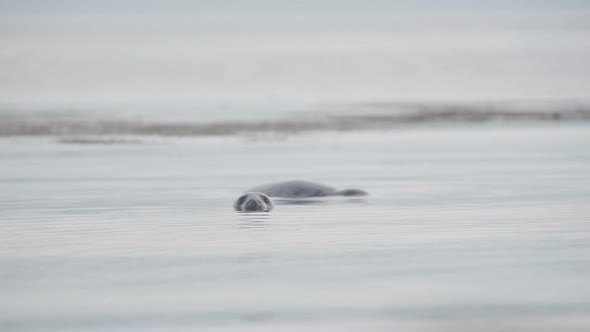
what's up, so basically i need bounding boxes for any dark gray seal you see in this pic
[234,192,274,212]
[248,180,368,198]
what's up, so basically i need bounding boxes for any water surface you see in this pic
[1,124,589,331]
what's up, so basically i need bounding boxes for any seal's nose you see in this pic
[246,200,260,211]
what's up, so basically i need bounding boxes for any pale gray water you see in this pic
[2,1,590,330]
[1,124,590,331]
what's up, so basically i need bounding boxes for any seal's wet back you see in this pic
[248,180,368,198]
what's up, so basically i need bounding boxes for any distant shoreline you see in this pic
[2,102,589,138]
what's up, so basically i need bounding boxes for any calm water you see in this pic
[1,124,590,331]
[2,1,590,330]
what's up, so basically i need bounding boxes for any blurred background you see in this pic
[1,0,589,118]
[1,1,590,332]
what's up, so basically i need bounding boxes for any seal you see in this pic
[248,180,368,198]
[233,192,274,212]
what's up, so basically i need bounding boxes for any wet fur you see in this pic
[234,192,274,212]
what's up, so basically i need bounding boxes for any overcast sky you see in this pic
[1,0,590,17]
[1,1,589,108]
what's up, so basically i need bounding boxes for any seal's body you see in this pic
[248,180,368,198]
[233,192,274,212]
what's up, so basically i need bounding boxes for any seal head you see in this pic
[234,192,274,212]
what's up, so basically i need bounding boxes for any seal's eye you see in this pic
[236,196,246,205]
[262,196,271,204]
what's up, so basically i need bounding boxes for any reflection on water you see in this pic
[236,212,273,227]
[1,125,590,331]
